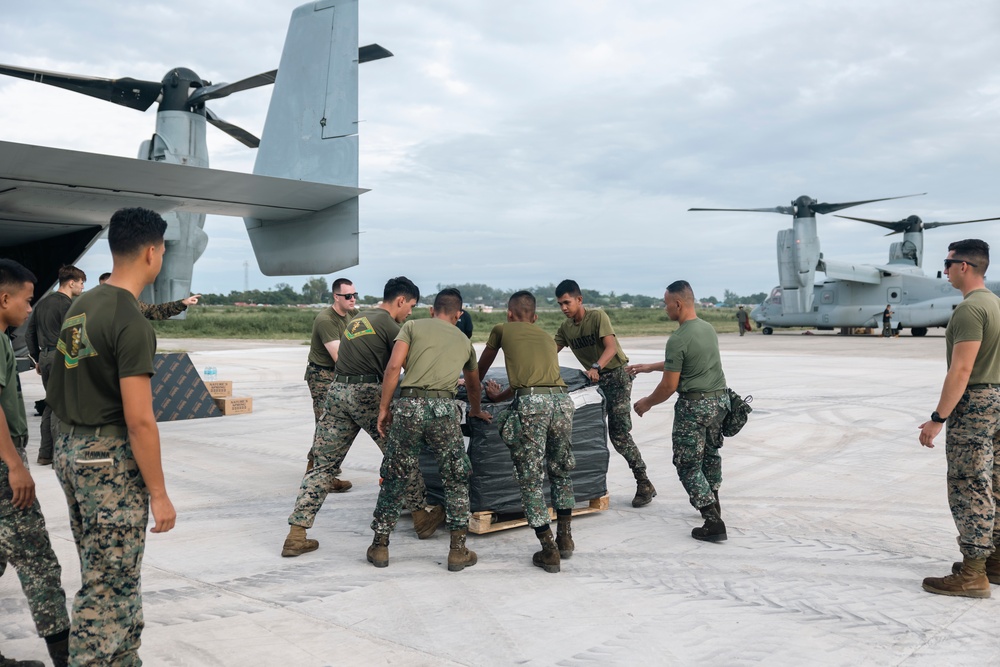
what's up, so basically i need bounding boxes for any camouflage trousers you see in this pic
[0,446,70,639]
[497,394,576,529]
[371,397,470,534]
[672,395,729,509]
[945,387,1000,560]
[303,364,337,422]
[289,382,426,528]
[39,349,60,459]
[600,366,646,475]
[54,433,148,667]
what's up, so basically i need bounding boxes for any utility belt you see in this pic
[308,361,334,370]
[334,374,381,384]
[399,387,455,399]
[59,423,128,438]
[679,389,728,401]
[967,383,1000,391]
[513,386,567,397]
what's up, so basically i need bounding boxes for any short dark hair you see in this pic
[57,265,86,285]
[383,276,419,303]
[433,288,463,315]
[508,290,536,319]
[0,259,37,293]
[107,208,167,258]
[555,279,581,298]
[948,239,990,275]
[98,272,112,283]
[331,278,353,295]
[667,280,695,301]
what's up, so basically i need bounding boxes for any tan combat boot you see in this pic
[447,529,477,572]
[632,472,657,508]
[924,558,991,598]
[533,526,561,573]
[556,514,574,559]
[367,532,390,568]
[281,525,319,557]
[951,552,1000,584]
[413,505,446,539]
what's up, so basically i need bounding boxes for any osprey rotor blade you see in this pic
[833,214,910,233]
[688,206,796,215]
[922,217,1000,229]
[187,70,278,107]
[810,193,926,215]
[205,108,260,148]
[0,64,161,111]
[359,44,393,63]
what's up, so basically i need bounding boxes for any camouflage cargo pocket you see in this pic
[496,407,520,446]
[441,447,472,480]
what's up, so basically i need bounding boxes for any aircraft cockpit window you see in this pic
[768,287,782,305]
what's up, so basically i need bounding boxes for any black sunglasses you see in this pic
[944,258,977,269]
[335,292,359,299]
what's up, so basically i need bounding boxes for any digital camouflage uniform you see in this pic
[48,284,158,665]
[303,307,356,421]
[0,329,70,643]
[304,365,337,421]
[942,288,1000,561]
[138,299,186,320]
[25,290,72,461]
[556,309,646,474]
[666,317,729,510]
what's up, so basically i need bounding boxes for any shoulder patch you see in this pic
[345,316,376,339]
[57,313,98,368]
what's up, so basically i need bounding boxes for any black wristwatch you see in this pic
[591,363,601,371]
[931,411,947,424]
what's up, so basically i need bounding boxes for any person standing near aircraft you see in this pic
[367,288,490,571]
[632,280,729,542]
[0,259,71,667]
[48,208,177,665]
[478,291,576,573]
[25,265,85,466]
[918,240,1000,598]
[301,278,358,488]
[282,277,439,557]
[98,272,200,320]
[882,304,894,337]
[735,305,750,336]
[554,280,656,508]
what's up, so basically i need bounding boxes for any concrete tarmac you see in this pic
[3,331,999,666]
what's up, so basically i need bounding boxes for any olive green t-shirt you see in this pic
[486,322,565,389]
[664,318,726,394]
[48,284,157,427]
[397,318,477,394]
[555,308,628,370]
[335,308,401,378]
[0,333,28,442]
[307,307,357,368]
[946,288,1000,385]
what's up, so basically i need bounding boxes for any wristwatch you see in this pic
[591,363,602,371]
[930,411,947,423]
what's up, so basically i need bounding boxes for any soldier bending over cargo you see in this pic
[478,291,576,573]
[367,288,490,571]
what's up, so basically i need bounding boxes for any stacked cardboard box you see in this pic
[207,379,253,416]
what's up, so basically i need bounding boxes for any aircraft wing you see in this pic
[817,259,882,285]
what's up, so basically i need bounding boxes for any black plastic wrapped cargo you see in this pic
[418,367,610,514]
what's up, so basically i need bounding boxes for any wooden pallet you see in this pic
[467,495,610,535]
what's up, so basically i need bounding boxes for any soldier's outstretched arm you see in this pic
[0,406,34,509]
[378,342,408,438]
[634,370,680,417]
[477,345,499,381]
[627,361,665,375]
[463,370,492,423]
[122,375,176,533]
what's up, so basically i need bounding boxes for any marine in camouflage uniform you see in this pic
[634,281,729,542]
[368,288,490,572]
[0,260,71,666]
[919,240,1000,598]
[555,280,655,508]
[478,291,576,572]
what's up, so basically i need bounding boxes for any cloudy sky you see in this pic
[2,1,999,301]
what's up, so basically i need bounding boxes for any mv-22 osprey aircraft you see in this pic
[0,0,387,309]
[691,195,1000,336]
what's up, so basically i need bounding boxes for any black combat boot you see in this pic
[447,529,477,572]
[692,504,727,542]
[533,526,561,573]
[632,471,657,508]
[366,532,390,568]
[45,631,69,667]
[0,652,44,666]
[556,513,574,559]
[713,489,721,516]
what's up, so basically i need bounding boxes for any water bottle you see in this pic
[204,366,217,382]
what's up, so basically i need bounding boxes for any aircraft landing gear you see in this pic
[762,327,773,335]
[911,327,928,337]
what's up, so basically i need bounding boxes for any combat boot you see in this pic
[692,505,727,542]
[532,526,561,573]
[367,532,389,568]
[924,558,990,598]
[46,636,68,667]
[280,525,319,557]
[331,478,352,493]
[413,505,446,539]
[556,514,574,559]
[447,529,477,572]
[951,552,1000,584]
[632,472,656,508]
[0,652,44,667]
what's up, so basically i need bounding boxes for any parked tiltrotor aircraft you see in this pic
[691,195,1000,336]
[0,0,389,309]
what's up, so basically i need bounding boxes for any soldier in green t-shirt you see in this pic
[478,290,576,573]
[0,259,71,667]
[48,208,176,665]
[918,239,1000,598]
[633,280,729,543]
[367,288,491,572]
[555,279,655,508]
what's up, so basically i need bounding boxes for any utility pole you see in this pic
[243,260,249,293]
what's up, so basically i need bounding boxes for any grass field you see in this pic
[150,305,748,341]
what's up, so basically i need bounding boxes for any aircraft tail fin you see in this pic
[245,0,367,276]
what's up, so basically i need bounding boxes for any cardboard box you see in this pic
[205,380,233,398]
[213,396,253,416]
